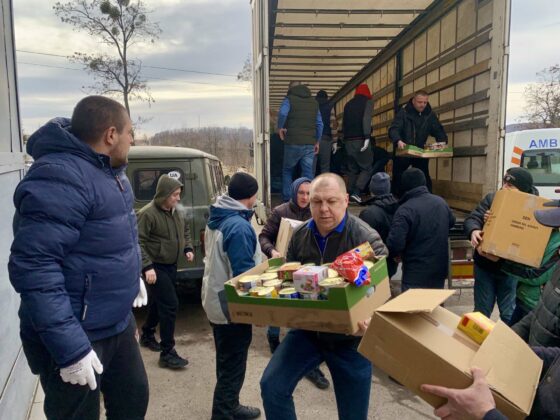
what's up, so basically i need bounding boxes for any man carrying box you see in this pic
[258,177,330,390]
[260,173,388,420]
[464,167,535,324]
[202,172,262,420]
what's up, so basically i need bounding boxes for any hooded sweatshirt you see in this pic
[137,175,193,271]
[202,194,262,324]
[9,117,141,368]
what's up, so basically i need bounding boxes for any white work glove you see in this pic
[60,349,103,390]
[332,142,339,154]
[360,138,370,152]
[133,277,148,308]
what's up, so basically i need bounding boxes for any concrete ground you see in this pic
[134,283,478,420]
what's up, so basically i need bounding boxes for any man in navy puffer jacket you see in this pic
[9,96,149,420]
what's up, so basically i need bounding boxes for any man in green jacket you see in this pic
[138,175,194,369]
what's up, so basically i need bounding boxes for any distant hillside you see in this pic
[149,127,253,171]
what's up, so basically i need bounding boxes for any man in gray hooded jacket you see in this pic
[202,172,262,420]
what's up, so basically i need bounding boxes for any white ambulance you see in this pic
[504,128,560,199]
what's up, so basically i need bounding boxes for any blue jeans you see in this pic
[473,264,517,323]
[282,144,315,201]
[267,326,280,340]
[260,329,372,420]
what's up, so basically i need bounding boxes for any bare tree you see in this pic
[237,55,252,82]
[522,65,560,128]
[54,0,162,115]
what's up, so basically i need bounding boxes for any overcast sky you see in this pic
[12,0,560,137]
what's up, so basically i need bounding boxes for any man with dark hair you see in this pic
[9,96,149,419]
[277,82,323,202]
[202,172,262,420]
[386,168,455,292]
[342,83,374,203]
[389,90,447,195]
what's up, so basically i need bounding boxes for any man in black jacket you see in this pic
[463,167,534,324]
[388,90,447,196]
[359,172,398,277]
[260,173,387,420]
[386,168,455,291]
[342,84,374,203]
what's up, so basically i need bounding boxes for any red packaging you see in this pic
[330,251,371,287]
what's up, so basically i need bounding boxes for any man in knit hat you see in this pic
[138,174,194,369]
[464,167,536,324]
[359,172,399,277]
[202,172,262,420]
[386,168,455,292]
[341,83,374,203]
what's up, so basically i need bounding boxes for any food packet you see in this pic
[330,251,370,287]
[352,242,377,261]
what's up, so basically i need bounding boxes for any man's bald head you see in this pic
[309,173,349,236]
[310,173,347,196]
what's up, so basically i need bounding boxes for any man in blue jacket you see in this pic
[9,96,149,420]
[386,168,455,292]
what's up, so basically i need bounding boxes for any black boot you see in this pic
[232,404,261,419]
[140,334,161,352]
[305,367,330,390]
[159,348,188,369]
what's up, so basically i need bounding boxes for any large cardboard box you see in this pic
[358,289,543,420]
[275,218,304,257]
[479,189,553,268]
[225,258,391,335]
[396,144,453,158]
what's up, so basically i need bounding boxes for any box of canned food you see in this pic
[224,257,390,334]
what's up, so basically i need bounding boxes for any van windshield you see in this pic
[520,149,560,186]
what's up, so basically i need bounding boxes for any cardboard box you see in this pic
[396,144,453,158]
[358,289,543,420]
[275,218,304,257]
[225,258,391,335]
[479,189,553,268]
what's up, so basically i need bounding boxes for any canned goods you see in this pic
[319,277,344,299]
[238,275,262,291]
[249,286,277,298]
[265,266,281,273]
[263,279,283,291]
[281,281,294,288]
[278,262,302,280]
[260,272,279,281]
[327,268,339,278]
[237,290,249,297]
[298,291,318,300]
[278,287,299,299]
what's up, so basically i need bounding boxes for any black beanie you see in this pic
[505,167,534,193]
[228,172,259,200]
[401,168,426,194]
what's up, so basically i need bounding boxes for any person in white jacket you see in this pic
[201,172,262,420]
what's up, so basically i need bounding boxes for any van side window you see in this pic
[134,168,184,201]
[520,149,560,186]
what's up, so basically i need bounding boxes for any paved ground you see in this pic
[134,283,479,420]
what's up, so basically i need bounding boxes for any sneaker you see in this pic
[140,334,161,352]
[232,404,261,419]
[159,349,188,369]
[350,194,362,204]
[305,367,330,390]
[267,335,280,354]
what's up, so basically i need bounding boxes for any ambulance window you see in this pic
[520,150,560,186]
[133,168,184,201]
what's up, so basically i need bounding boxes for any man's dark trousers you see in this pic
[392,156,432,196]
[211,322,253,420]
[142,262,179,354]
[22,318,149,420]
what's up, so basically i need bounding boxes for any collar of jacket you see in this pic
[288,200,309,215]
[307,212,348,238]
[399,186,429,203]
